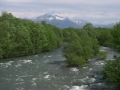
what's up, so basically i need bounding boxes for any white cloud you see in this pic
[1,0,34,3]
[35,0,120,5]
[72,0,120,4]
[9,11,44,18]
[0,0,120,24]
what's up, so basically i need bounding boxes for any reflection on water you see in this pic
[0,47,119,90]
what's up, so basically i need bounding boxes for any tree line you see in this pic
[0,12,119,62]
[0,12,119,64]
[0,12,63,58]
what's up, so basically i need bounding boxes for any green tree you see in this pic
[103,59,120,88]
[0,12,63,59]
[96,28,113,47]
[63,28,99,67]
[83,23,94,31]
[112,22,120,51]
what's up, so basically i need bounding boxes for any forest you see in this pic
[0,12,63,58]
[0,12,120,88]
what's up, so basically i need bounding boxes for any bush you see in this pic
[63,28,99,67]
[65,53,86,67]
[103,59,120,87]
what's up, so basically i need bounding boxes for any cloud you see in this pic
[12,11,44,18]
[1,0,34,3]
[33,0,120,5]
[0,0,120,24]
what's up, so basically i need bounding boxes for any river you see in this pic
[0,47,119,90]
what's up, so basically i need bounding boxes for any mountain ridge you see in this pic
[29,14,114,28]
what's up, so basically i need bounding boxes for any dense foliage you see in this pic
[95,28,113,47]
[63,25,99,66]
[0,12,63,58]
[102,23,120,88]
[0,12,108,67]
[112,23,120,52]
[103,59,120,87]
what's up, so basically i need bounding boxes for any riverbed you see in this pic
[0,47,119,90]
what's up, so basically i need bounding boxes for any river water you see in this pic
[0,47,119,90]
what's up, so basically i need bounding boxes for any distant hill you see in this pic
[94,23,114,28]
[29,14,114,28]
[31,14,88,28]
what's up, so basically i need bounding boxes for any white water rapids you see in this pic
[0,47,119,90]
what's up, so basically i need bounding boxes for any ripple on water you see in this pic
[70,68,79,72]
[70,85,88,90]
[43,71,49,74]
[89,83,106,89]
[82,67,88,69]
[0,61,14,68]
[31,82,37,87]
[89,78,96,83]
[48,55,52,58]
[63,85,69,89]
[60,85,70,90]
[31,78,37,87]
[22,60,32,64]
[44,74,56,80]
[15,63,22,67]
[80,76,96,84]
[95,61,105,66]
[89,68,93,71]
[80,76,89,83]
[16,77,24,82]
[16,87,24,90]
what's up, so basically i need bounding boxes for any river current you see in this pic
[0,47,119,90]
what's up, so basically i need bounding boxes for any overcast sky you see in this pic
[0,0,120,24]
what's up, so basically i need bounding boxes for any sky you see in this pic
[0,0,120,24]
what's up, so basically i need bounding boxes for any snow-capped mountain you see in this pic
[35,14,66,21]
[24,14,115,28]
[31,14,114,28]
[32,14,88,28]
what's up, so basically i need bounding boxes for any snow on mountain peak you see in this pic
[48,17,54,20]
[33,14,89,28]
[30,14,114,28]
[54,15,65,20]
[36,14,66,21]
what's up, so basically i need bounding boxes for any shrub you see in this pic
[65,53,86,67]
[103,59,120,87]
